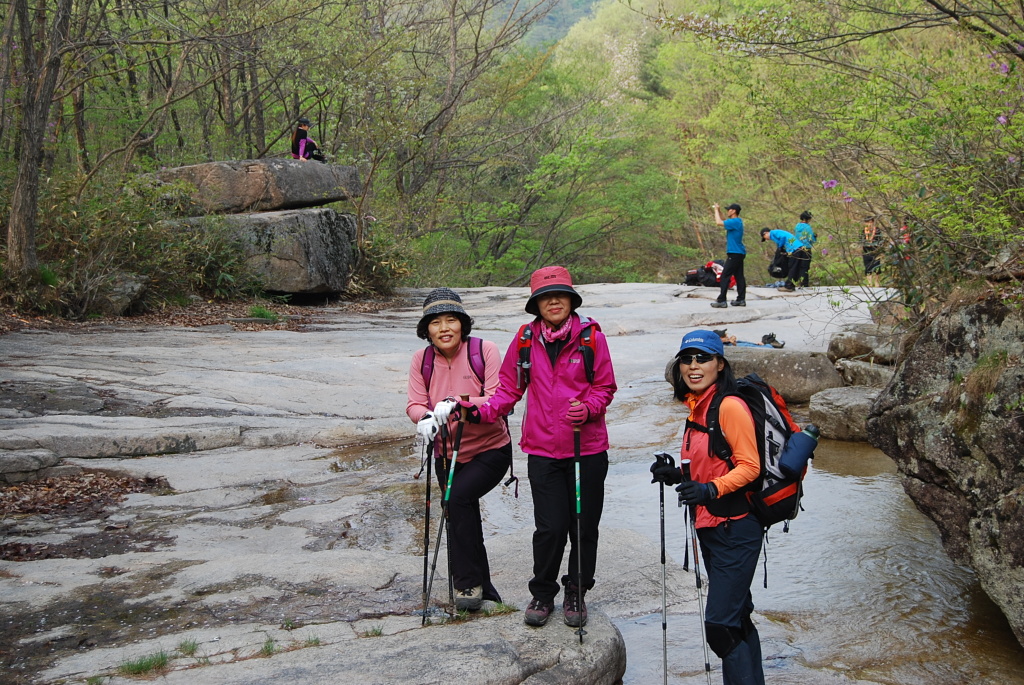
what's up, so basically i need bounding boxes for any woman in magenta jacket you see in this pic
[461,266,617,630]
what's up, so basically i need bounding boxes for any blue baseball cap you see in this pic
[677,329,725,357]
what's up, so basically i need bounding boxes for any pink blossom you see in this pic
[998,115,1009,125]
[822,179,839,190]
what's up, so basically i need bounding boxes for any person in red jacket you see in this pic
[460,266,617,629]
[651,329,765,685]
[406,287,512,611]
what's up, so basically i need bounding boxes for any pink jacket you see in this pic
[480,314,616,459]
[407,339,510,462]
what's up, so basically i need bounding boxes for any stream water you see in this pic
[606,439,1024,685]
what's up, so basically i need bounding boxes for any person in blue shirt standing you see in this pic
[793,211,817,288]
[760,228,805,292]
[710,203,746,308]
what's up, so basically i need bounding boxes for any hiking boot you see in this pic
[778,286,795,292]
[712,329,728,338]
[761,333,785,349]
[710,301,728,309]
[730,299,746,307]
[524,597,554,627]
[454,585,483,612]
[562,583,588,628]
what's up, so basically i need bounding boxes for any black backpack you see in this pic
[769,246,789,278]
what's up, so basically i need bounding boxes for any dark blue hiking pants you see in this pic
[697,514,766,685]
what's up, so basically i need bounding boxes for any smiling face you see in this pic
[537,292,572,328]
[427,314,463,359]
[678,351,725,395]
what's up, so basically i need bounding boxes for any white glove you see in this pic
[432,399,458,425]
[416,413,440,441]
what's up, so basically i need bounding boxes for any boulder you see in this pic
[666,348,843,403]
[835,359,896,388]
[809,386,879,441]
[827,323,903,364]
[181,208,357,294]
[93,271,147,317]
[0,449,60,484]
[153,159,360,214]
[868,295,1024,648]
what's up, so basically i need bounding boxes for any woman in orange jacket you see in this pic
[651,329,765,685]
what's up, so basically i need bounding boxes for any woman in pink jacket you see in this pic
[407,288,512,611]
[461,266,617,629]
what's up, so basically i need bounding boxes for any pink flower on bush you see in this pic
[822,179,839,189]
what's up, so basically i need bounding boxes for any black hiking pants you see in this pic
[435,442,512,601]
[527,451,608,602]
[786,247,811,289]
[717,253,747,302]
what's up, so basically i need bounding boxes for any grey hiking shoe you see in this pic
[730,299,746,307]
[525,597,554,626]
[454,585,483,612]
[562,583,588,628]
[710,301,728,309]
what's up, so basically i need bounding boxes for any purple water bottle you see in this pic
[779,424,820,479]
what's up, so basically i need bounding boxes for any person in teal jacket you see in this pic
[458,266,617,631]
[793,211,816,287]
[760,228,805,292]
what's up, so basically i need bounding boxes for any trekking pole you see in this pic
[573,425,587,644]
[424,395,468,620]
[652,452,673,685]
[444,395,470,611]
[681,459,713,685]
[419,438,433,623]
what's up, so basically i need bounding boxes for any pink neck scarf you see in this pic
[541,316,573,343]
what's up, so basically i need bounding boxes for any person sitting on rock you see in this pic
[291,117,323,162]
[406,287,512,612]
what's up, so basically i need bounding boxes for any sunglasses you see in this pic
[678,353,716,365]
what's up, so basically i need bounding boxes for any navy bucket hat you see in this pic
[416,287,473,340]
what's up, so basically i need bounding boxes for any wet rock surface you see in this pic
[0,284,885,683]
[869,294,1024,648]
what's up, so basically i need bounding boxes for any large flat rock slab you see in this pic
[152,159,360,214]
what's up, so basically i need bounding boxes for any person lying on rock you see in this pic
[713,329,785,349]
[407,287,512,612]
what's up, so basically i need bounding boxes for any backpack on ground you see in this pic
[684,268,701,286]
[515,318,597,389]
[688,373,808,531]
[421,336,486,394]
[769,246,789,279]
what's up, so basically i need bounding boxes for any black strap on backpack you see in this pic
[516,320,596,388]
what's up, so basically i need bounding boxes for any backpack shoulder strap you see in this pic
[466,336,486,394]
[577,320,597,384]
[421,345,437,395]
[516,323,533,389]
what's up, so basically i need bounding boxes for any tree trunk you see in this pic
[5,0,75,275]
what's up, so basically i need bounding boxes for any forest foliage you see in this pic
[1,0,1022,318]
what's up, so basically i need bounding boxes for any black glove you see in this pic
[650,454,682,485]
[457,400,482,424]
[675,480,718,506]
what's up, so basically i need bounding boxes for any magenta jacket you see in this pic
[479,313,616,459]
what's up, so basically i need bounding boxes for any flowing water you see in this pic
[607,439,1024,684]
